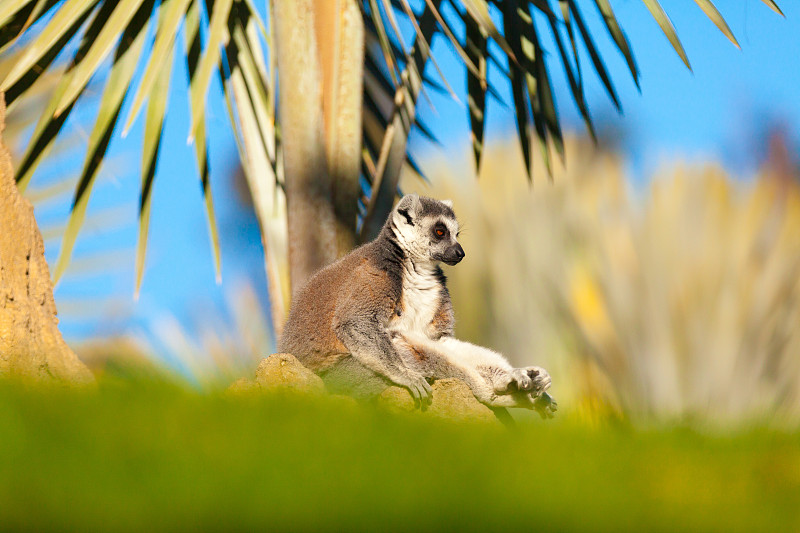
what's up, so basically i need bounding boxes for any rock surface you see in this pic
[230,354,500,423]
[379,379,499,424]
[0,93,93,384]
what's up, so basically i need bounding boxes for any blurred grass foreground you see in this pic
[4,137,800,530]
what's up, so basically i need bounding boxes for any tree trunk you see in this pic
[0,93,93,384]
[273,0,363,294]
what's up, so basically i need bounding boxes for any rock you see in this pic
[378,386,416,413]
[226,377,260,395]
[427,379,499,424]
[0,92,93,385]
[378,378,499,424]
[254,353,326,394]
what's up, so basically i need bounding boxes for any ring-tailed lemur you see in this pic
[278,194,556,416]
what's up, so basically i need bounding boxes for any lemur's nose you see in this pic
[454,243,465,259]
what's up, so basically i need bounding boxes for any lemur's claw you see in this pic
[533,392,557,419]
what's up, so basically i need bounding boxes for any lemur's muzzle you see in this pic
[443,243,465,265]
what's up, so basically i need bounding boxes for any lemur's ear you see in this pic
[441,199,453,209]
[396,194,421,225]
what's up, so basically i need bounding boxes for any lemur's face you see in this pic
[392,194,465,265]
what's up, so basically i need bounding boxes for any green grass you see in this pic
[0,381,798,532]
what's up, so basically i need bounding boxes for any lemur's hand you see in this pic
[524,366,552,398]
[397,373,432,407]
[533,392,557,419]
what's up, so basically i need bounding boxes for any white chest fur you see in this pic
[392,262,442,334]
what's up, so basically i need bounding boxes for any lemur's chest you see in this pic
[390,266,442,334]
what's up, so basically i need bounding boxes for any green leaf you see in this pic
[185,0,221,283]
[501,1,532,181]
[5,2,92,106]
[54,0,146,117]
[53,0,154,284]
[135,17,174,298]
[124,0,193,135]
[369,0,401,85]
[14,0,115,192]
[464,11,487,172]
[188,0,233,142]
[693,0,738,48]
[545,3,596,142]
[461,0,517,64]
[760,0,784,16]
[592,0,638,89]
[569,0,620,111]
[1,0,99,91]
[641,0,691,70]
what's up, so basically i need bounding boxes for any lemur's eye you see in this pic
[435,228,445,237]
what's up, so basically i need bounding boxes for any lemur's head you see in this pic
[389,194,465,265]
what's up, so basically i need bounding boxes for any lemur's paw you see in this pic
[525,366,552,397]
[533,391,557,419]
[400,374,432,407]
[493,369,530,394]
[510,368,533,391]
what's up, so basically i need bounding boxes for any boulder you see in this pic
[378,378,499,424]
[0,92,93,384]
[253,353,326,394]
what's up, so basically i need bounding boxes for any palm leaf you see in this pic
[693,0,738,48]
[0,0,98,91]
[53,0,154,284]
[135,13,175,298]
[185,0,222,283]
[188,0,233,142]
[760,0,784,16]
[13,0,115,192]
[123,0,192,135]
[641,0,691,70]
[569,0,620,111]
[502,1,533,181]
[592,0,638,88]
[464,10,487,172]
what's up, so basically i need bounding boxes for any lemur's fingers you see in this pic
[405,375,432,407]
[526,366,552,396]
[510,368,533,391]
[533,392,557,419]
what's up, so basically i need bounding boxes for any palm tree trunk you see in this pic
[0,93,93,384]
[273,0,364,294]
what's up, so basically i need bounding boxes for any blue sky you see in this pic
[16,1,796,346]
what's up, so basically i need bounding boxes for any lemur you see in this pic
[278,194,556,415]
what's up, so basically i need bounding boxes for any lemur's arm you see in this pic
[333,269,432,403]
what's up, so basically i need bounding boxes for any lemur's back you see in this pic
[278,240,400,372]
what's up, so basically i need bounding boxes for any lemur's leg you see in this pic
[392,332,553,410]
[435,337,552,398]
[335,318,432,403]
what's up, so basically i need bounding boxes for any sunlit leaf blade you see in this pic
[54,0,145,117]
[53,0,153,284]
[124,0,192,135]
[569,0,620,111]
[14,0,115,192]
[544,5,595,142]
[592,0,638,89]
[188,0,233,142]
[461,0,517,63]
[185,0,221,282]
[5,2,91,106]
[360,0,438,241]
[421,0,480,81]
[693,0,738,48]
[2,0,53,49]
[135,25,173,298]
[0,0,34,29]
[464,12,486,172]
[760,0,784,16]
[368,0,400,85]
[641,0,691,70]
[1,0,98,91]
[501,1,532,181]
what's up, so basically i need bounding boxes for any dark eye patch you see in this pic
[433,223,448,239]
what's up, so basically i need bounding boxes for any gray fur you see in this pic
[278,194,556,415]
